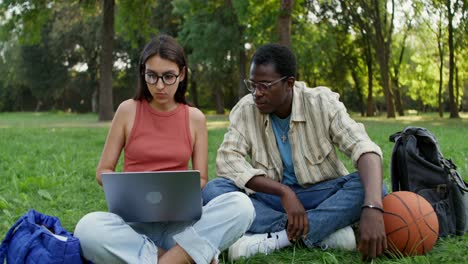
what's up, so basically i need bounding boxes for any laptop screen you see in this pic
[102,170,202,222]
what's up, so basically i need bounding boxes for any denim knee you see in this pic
[202,178,240,205]
[344,172,388,197]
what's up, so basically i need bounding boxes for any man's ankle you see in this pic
[270,230,292,249]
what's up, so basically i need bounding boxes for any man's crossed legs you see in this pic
[202,172,387,261]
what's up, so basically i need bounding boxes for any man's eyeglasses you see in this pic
[244,76,288,93]
[144,72,179,86]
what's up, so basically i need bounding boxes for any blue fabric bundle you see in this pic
[0,209,83,264]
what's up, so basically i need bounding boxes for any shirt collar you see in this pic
[291,81,306,122]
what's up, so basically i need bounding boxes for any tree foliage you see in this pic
[0,0,466,117]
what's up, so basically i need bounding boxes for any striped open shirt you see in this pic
[216,81,382,193]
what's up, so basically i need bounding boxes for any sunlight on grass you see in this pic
[207,120,229,129]
[0,112,227,129]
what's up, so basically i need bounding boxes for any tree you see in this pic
[391,14,413,116]
[174,0,249,113]
[312,0,379,116]
[278,0,294,46]
[336,0,398,117]
[229,0,248,101]
[51,2,102,112]
[436,10,446,117]
[367,0,396,117]
[0,44,29,111]
[424,1,446,117]
[445,0,460,118]
[98,0,115,121]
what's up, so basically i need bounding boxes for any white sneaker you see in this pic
[228,233,279,261]
[318,225,356,251]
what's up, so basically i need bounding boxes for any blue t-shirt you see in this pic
[270,114,298,186]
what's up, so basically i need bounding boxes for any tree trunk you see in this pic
[393,80,403,116]
[372,0,395,118]
[392,17,412,117]
[366,55,374,117]
[92,90,98,113]
[376,48,395,118]
[455,65,459,110]
[447,0,459,118]
[237,23,247,100]
[98,0,115,121]
[278,0,293,47]
[437,54,444,117]
[214,88,225,114]
[436,12,444,118]
[238,47,247,100]
[190,72,199,107]
[351,66,365,117]
[88,56,99,113]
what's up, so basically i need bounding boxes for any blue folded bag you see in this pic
[0,209,83,264]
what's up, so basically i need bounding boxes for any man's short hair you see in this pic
[251,44,297,78]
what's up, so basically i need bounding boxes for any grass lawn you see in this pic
[0,111,467,263]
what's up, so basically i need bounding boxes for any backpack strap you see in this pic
[389,131,402,143]
[442,159,468,192]
[389,131,404,192]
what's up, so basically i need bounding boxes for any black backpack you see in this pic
[389,126,468,237]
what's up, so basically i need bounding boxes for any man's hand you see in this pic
[358,207,387,260]
[280,187,309,241]
[245,176,309,241]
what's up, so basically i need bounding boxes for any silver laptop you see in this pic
[102,170,202,222]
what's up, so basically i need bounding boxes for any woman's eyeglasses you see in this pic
[144,72,179,86]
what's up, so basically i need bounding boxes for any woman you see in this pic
[74,34,254,264]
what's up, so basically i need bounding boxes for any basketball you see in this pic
[382,191,439,256]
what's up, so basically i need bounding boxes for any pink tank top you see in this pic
[124,100,192,172]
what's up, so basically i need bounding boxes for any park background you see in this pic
[0,0,467,263]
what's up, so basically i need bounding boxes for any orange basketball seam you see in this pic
[415,195,430,254]
[383,212,408,235]
[385,191,438,256]
[391,193,418,253]
[383,211,410,253]
[421,211,438,235]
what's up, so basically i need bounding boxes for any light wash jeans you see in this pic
[74,192,254,264]
[202,173,388,248]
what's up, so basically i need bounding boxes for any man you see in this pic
[202,44,387,261]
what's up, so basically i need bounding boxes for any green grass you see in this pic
[0,111,467,263]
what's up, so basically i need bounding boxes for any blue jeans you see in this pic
[202,173,387,248]
[74,192,255,264]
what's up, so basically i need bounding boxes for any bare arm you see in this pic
[189,107,208,189]
[358,152,383,206]
[96,100,134,185]
[357,152,387,260]
[246,176,309,241]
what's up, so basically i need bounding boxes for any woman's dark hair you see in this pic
[251,44,297,78]
[135,34,188,104]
